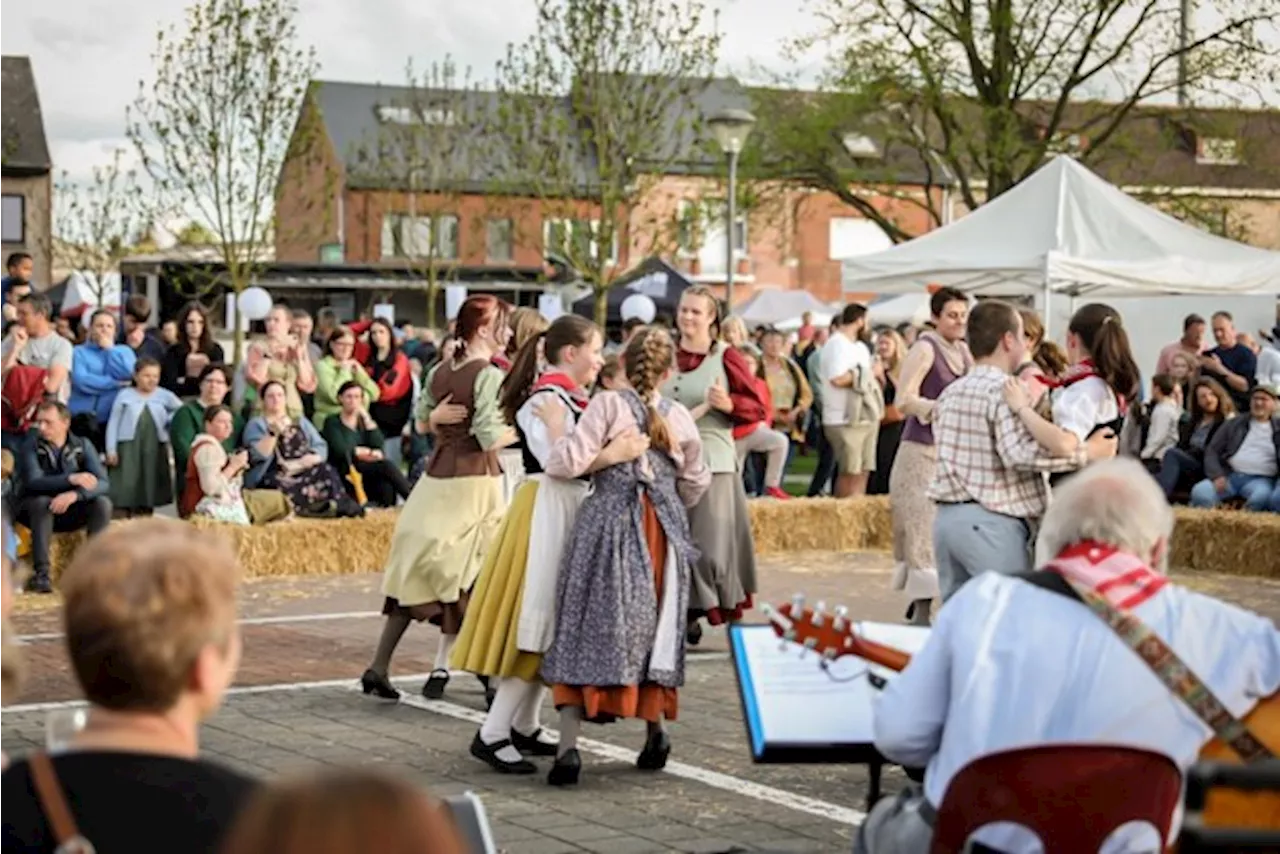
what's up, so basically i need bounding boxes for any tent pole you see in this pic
[1042,278,1053,339]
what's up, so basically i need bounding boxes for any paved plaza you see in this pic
[6,553,1280,853]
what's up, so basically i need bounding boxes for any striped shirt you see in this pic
[928,365,1086,518]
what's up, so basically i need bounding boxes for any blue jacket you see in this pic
[242,416,328,488]
[105,387,183,455]
[69,343,136,422]
[18,432,110,500]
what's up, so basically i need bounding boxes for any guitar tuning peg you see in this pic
[791,593,805,613]
[803,637,818,651]
[822,648,837,661]
[761,603,774,617]
[811,601,826,625]
[784,628,797,643]
[834,605,849,618]
[832,605,848,632]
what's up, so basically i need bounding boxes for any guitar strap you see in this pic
[1016,570,1273,762]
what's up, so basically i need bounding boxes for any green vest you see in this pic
[662,346,737,473]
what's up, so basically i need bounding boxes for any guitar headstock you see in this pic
[761,594,857,664]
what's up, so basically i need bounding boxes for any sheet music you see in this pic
[731,622,929,754]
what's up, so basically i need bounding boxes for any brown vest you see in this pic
[426,359,501,479]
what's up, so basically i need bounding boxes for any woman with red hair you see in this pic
[363,295,516,702]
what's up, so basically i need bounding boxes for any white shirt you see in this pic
[1229,418,1279,478]
[818,332,871,426]
[1257,345,1280,388]
[1140,399,1181,461]
[1052,375,1120,442]
[515,387,580,468]
[874,572,1280,851]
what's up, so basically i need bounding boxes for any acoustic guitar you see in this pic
[762,597,1280,831]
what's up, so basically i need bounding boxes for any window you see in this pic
[1,195,24,244]
[376,105,418,125]
[381,213,459,259]
[435,215,459,260]
[1197,137,1239,166]
[486,218,513,262]
[543,218,617,265]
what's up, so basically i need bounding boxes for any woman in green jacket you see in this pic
[171,364,244,506]
[321,381,412,507]
[313,326,380,429]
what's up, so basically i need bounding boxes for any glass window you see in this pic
[435,215,459,260]
[486,218,513,262]
[2,195,25,244]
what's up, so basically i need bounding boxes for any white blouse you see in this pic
[1052,376,1120,442]
[516,387,585,470]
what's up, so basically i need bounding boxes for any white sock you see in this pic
[557,706,583,758]
[512,682,548,738]
[433,633,457,671]
[479,679,523,745]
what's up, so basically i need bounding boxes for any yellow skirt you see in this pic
[450,480,543,682]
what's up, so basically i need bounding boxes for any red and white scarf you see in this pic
[1041,359,1129,415]
[1046,540,1167,610]
[532,371,590,411]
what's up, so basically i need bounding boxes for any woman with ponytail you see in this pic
[452,315,650,774]
[363,295,515,703]
[536,328,710,787]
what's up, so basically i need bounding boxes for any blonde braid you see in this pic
[625,329,674,452]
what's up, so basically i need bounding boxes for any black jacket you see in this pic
[17,431,110,500]
[1176,416,1224,459]
[1203,414,1280,480]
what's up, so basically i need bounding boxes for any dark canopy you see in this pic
[572,256,694,325]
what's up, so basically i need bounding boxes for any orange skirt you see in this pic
[552,495,679,724]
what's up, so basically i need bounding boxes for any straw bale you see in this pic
[187,510,399,577]
[1169,507,1280,578]
[749,497,892,556]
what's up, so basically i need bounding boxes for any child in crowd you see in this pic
[732,346,790,500]
[1137,374,1184,469]
[105,358,182,516]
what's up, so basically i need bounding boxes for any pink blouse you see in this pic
[545,390,711,508]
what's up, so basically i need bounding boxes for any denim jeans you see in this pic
[1189,472,1280,512]
[1156,447,1202,500]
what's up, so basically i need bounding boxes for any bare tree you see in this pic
[127,0,317,359]
[787,0,1280,222]
[492,0,722,324]
[53,148,148,305]
[349,58,485,329]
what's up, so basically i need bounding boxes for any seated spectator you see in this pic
[1155,378,1233,501]
[1190,383,1280,512]
[1136,374,1183,469]
[243,381,362,518]
[105,358,183,517]
[69,309,135,450]
[179,405,290,525]
[857,458,1280,853]
[122,293,166,362]
[1258,324,1280,389]
[0,519,257,852]
[220,769,465,854]
[161,302,226,398]
[323,381,412,508]
[171,365,243,505]
[1167,351,1198,411]
[160,318,179,347]
[241,304,316,419]
[313,325,379,430]
[290,308,323,363]
[364,318,413,465]
[1201,311,1256,412]
[2,292,73,404]
[14,401,112,593]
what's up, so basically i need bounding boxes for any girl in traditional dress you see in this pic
[662,286,767,644]
[887,288,971,626]
[539,328,710,786]
[453,315,651,774]
[104,358,182,516]
[362,295,514,702]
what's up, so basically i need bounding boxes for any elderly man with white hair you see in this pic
[855,457,1280,854]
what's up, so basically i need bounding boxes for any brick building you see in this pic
[1,56,53,287]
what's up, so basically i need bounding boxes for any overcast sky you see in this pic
[2,0,818,184]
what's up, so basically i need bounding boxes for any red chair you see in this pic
[930,744,1182,853]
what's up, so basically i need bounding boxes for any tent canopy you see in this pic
[732,289,835,329]
[841,156,1280,298]
[57,271,123,318]
[868,293,931,327]
[572,256,693,324]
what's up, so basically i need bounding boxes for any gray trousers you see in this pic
[933,502,1031,602]
[854,786,934,854]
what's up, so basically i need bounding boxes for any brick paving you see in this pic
[6,552,1280,853]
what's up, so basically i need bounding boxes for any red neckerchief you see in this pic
[1046,540,1167,610]
[532,371,590,409]
[491,353,512,372]
[1042,359,1128,414]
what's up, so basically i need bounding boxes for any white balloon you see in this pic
[620,293,657,323]
[238,287,273,321]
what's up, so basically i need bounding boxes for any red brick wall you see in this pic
[274,97,344,263]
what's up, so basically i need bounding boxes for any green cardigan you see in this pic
[171,400,244,496]
[320,414,386,472]
[313,356,379,430]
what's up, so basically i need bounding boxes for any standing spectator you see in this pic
[758,327,812,489]
[1168,351,1198,412]
[314,326,380,430]
[291,308,324,362]
[869,329,907,496]
[1155,313,1207,375]
[1190,384,1279,512]
[122,294,166,362]
[0,520,258,852]
[732,347,790,500]
[1257,324,1280,388]
[241,305,317,419]
[14,401,112,592]
[365,318,413,465]
[314,307,339,349]
[796,311,814,344]
[69,309,136,450]
[322,381,412,507]
[171,365,244,505]
[1135,374,1183,468]
[819,303,882,498]
[2,293,73,402]
[805,326,837,497]
[161,302,225,398]
[105,359,182,517]
[1014,307,1067,413]
[1155,377,1234,501]
[160,318,180,347]
[0,252,33,320]
[1201,310,1256,412]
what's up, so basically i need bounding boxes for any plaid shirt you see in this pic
[928,365,1086,519]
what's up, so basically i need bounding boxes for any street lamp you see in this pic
[707,107,756,309]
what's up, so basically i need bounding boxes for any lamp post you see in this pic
[707,108,756,310]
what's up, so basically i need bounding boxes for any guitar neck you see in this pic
[851,636,912,673]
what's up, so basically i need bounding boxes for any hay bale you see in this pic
[1170,507,1280,578]
[749,496,892,556]
[188,509,399,577]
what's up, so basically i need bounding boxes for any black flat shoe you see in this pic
[422,669,449,699]
[360,669,400,700]
[476,674,497,709]
[511,727,558,757]
[470,733,536,774]
[636,729,670,771]
[686,620,703,646]
[547,749,581,786]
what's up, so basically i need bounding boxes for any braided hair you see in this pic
[623,328,674,453]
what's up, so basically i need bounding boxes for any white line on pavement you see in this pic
[6,673,865,827]
[16,611,382,643]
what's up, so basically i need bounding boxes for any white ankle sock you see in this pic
[512,682,547,737]
[557,706,583,758]
[433,633,457,671]
[480,679,523,744]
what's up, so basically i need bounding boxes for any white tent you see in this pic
[733,288,836,329]
[841,156,1280,302]
[868,293,931,327]
[61,271,123,318]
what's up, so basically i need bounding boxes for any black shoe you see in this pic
[422,669,449,699]
[24,572,52,594]
[360,669,400,700]
[476,674,497,709]
[686,620,703,646]
[511,727,558,757]
[636,729,670,771]
[470,733,537,774]
[547,749,581,786]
